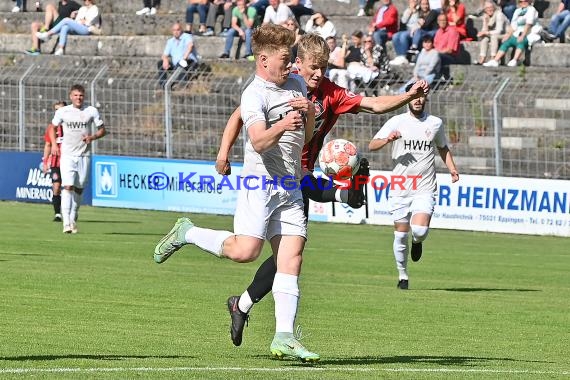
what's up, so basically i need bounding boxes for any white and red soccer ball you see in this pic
[318,139,361,180]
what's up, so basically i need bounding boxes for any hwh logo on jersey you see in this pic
[404,140,432,151]
[66,121,88,129]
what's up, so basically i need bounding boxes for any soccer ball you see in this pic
[318,139,361,180]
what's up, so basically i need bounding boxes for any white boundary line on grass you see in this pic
[0,367,568,375]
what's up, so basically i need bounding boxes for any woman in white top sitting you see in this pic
[305,12,337,39]
[483,0,539,67]
[35,0,101,56]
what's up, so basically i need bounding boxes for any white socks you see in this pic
[185,227,233,257]
[272,273,299,334]
[69,191,81,224]
[238,291,254,314]
[335,188,349,203]
[61,189,73,226]
[393,231,409,280]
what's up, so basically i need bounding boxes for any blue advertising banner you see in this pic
[0,151,92,205]
[91,155,242,215]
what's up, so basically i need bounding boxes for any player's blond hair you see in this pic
[297,33,329,67]
[251,24,295,56]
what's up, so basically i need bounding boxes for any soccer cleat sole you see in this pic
[271,349,320,363]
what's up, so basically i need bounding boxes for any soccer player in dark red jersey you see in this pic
[217,33,429,347]
[42,101,67,222]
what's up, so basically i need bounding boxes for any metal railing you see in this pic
[1,62,568,179]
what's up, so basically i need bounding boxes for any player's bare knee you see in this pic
[411,224,429,242]
[229,240,263,263]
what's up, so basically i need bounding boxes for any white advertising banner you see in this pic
[353,171,570,237]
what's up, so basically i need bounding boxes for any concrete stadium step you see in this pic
[468,136,538,149]
[1,0,558,18]
[503,117,570,130]
[3,33,570,67]
[459,40,570,67]
[1,10,556,37]
[535,98,570,110]
[435,155,494,171]
[3,12,403,37]
[0,33,226,60]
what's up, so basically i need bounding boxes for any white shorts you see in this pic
[233,179,307,241]
[60,155,91,188]
[388,192,436,223]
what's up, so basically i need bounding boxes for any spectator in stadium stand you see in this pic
[248,0,269,18]
[185,0,210,34]
[24,0,81,56]
[367,0,399,48]
[219,0,258,59]
[398,34,441,92]
[433,13,461,64]
[158,22,200,87]
[472,0,516,21]
[475,1,507,64]
[262,0,294,25]
[442,0,467,39]
[409,0,439,54]
[282,16,304,63]
[42,101,67,223]
[541,0,570,42]
[34,0,101,56]
[390,0,421,66]
[304,12,337,39]
[203,0,235,37]
[284,0,314,25]
[135,0,161,15]
[327,34,351,89]
[483,0,539,67]
[346,34,388,92]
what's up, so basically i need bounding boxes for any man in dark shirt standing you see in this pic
[25,0,81,55]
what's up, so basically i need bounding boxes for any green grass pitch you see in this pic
[0,201,568,379]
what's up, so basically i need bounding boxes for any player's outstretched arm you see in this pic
[438,145,459,183]
[369,131,401,151]
[216,107,243,175]
[358,80,430,114]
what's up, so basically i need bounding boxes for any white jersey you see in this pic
[240,74,307,181]
[52,104,104,157]
[374,111,447,197]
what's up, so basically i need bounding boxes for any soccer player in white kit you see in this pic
[50,84,106,233]
[369,82,459,290]
[154,24,320,362]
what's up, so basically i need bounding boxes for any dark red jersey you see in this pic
[43,124,63,168]
[302,77,363,171]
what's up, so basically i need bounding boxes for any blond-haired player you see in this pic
[154,24,320,362]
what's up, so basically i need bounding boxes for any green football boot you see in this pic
[270,332,320,363]
[154,217,194,264]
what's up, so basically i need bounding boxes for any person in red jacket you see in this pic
[443,0,467,39]
[367,0,399,48]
